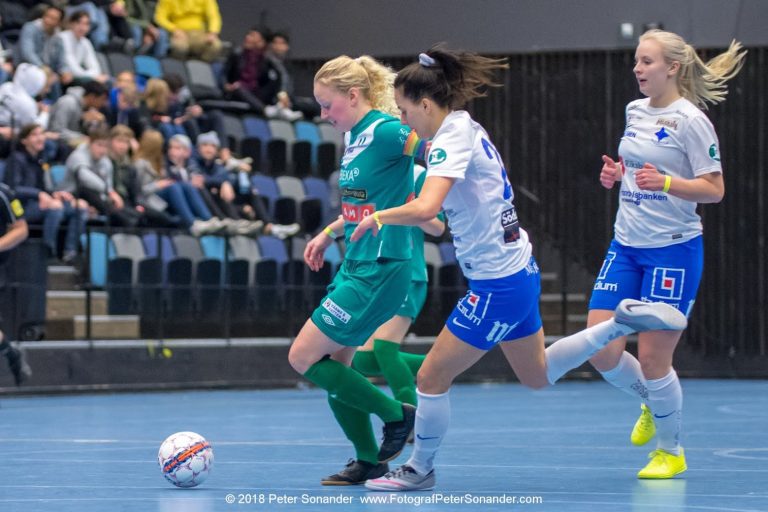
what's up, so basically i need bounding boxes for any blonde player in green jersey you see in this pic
[288,55,440,485]
[320,166,444,486]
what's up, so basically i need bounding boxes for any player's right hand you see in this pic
[600,155,621,189]
[304,234,331,272]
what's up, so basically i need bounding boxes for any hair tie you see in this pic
[419,53,436,67]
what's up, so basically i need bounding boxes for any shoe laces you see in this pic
[384,464,416,479]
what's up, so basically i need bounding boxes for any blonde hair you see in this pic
[314,55,398,116]
[143,78,170,114]
[136,129,165,176]
[640,29,746,109]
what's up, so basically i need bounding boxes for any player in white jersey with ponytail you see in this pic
[351,44,687,491]
[587,30,746,479]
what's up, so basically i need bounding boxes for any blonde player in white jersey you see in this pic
[350,44,688,491]
[586,30,746,479]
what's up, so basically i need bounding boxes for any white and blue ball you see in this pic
[158,431,214,488]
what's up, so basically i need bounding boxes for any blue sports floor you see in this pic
[1,380,767,512]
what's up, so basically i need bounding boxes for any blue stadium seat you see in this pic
[134,55,163,79]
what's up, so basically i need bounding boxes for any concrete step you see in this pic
[46,290,108,320]
[47,265,81,291]
[73,315,140,339]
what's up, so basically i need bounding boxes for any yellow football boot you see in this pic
[637,448,687,479]
[631,404,656,446]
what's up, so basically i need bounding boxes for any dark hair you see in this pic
[88,125,110,142]
[19,123,42,141]
[43,4,65,19]
[269,31,289,44]
[83,80,108,97]
[68,10,90,24]
[162,73,185,93]
[394,43,509,109]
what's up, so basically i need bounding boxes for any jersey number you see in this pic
[481,138,512,200]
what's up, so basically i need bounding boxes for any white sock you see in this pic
[647,369,683,454]
[545,319,635,384]
[406,389,450,475]
[599,352,649,402]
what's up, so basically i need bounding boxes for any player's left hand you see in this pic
[634,163,665,191]
[350,214,379,242]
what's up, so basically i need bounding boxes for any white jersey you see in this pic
[615,97,722,248]
[427,110,531,280]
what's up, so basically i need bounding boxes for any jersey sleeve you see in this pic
[374,119,412,161]
[684,115,723,176]
[426,118,472,182]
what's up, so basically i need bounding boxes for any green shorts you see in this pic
[396,281,428,320]
[311,259,411,346]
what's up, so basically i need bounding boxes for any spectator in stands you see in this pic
[65,1,110,50]
[262,31,319,121]
[0,182,32,386]
[104,0,136,52]
[49,80,109,147]
[108,81,141,129]
[56,11,109,87]
[134,130,222,235]
[3,123,89,263]
[164,72,226,145]
[154,0,222,62]
[124,0,169,58]
[0,64,51,136]
[194,131,299,238]
[136,78,186,140]
[62,125,140,226]
[18,4,64,73]
[223,27,268,115]
[109,124,178,227]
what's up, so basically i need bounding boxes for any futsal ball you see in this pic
[158,431,214,488]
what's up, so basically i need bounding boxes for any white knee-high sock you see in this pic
[647,369,683,454]
[599,352,649,402]
[545,319,635,384]
[406,389,450,475]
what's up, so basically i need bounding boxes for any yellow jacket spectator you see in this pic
[154,0,222,61]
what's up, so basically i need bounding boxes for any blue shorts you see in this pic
[588,236,704,317]
[445,258,542,351]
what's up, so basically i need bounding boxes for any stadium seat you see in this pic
[186,59,222,99]
[106,52,134,75]
[161,57,189,83]
[134,55,163,79]
[250,174,280,216]
[221,114,245,152]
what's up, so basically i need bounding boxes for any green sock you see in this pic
[328,394,379,465]
[400,351,426,377]
[304,357,402,422]
[374,339,418,406]
[352,350,381,376]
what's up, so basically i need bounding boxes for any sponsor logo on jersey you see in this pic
[340,187,368,200]
[321,314,336,326]
[428,148,447,165]
[708,143,720,162]
[457,291,484,325]
[654,127,670,143]
[623,159,644,169]
[342,202,375,223]
[656,118,679,130]
[339,167,360,183]
[593,281,618,292]
[623,130,637,138]
[650,267,685,301]
[597,251,617,280]
[621,190,670,206]
[486,320,519,344]
[322,298,351,324]
[501,207,520,243]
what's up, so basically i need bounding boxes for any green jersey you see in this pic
[340,110,414,261]
[409,168,428,282]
